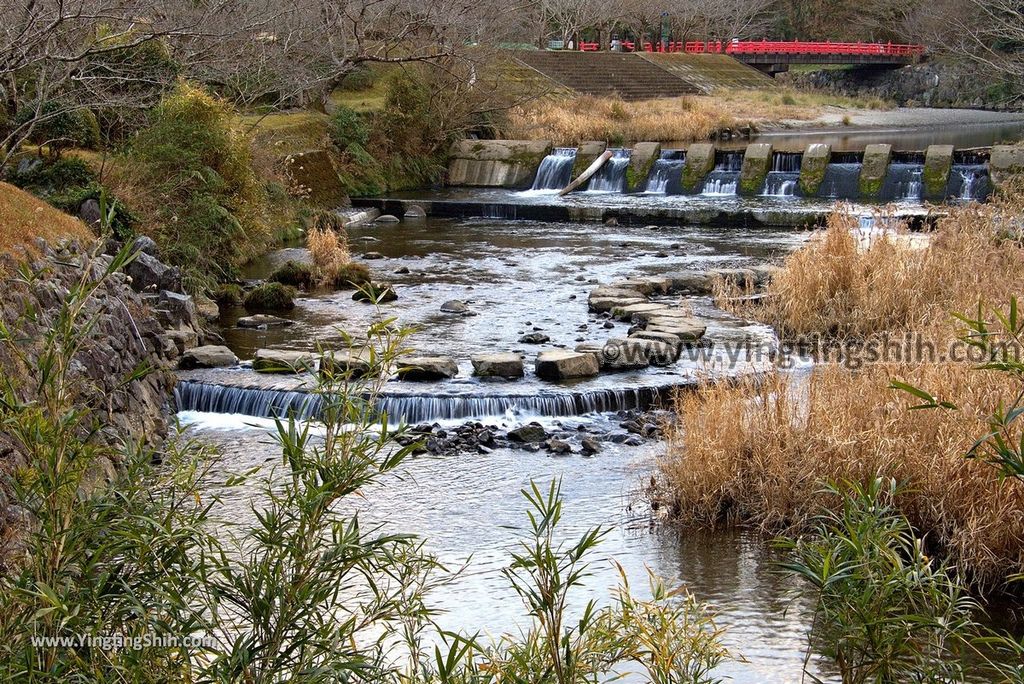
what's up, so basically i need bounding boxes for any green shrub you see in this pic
[125,83,273,289]
[13,103,100,154]
[243,282,296,311]
[212,283,244,306]
[328,261,371,289]
[329,106,370,149]
[268,260,315,289]
[780,94,798,106]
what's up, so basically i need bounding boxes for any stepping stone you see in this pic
[611,302,669,322]
[471,353,524,379]
[535,350,600,381]
[178,345,239,370]
[629,330,685,350]
[253,349,315,373]
[645,319,707,342]
[397,356,459,381]
[320,349,373,378]
[589,296,647,313]
[662,271,713,294]
[606,337,680,367]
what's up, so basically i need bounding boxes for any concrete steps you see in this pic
[512,52,701,100]
[636,53,775,93]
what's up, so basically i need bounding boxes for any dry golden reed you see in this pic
[662,194,1024,589]
[306,224,351,284]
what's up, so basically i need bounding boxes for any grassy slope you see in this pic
[0,182,92,255]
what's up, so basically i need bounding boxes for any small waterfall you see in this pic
[761,152,802,197]
[880,163,924,203]
[175,380,673,423]
[820,160,863,200]
[531,147,577,190]
[482,204,518,219]
[175,381,323,420]
[645,150,686,194]
[700,151,743,196]
[947,164,991,202]
[587,148,631,192]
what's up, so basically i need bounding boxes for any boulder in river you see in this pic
[546,438,572,454]
[440,299,470,314]
[398,356,459,381]
[362,251,386,260]
[471,353,524,379]
[535,350,599,380]
[610,302,668,322]
[507,423,547,443]
[178,345,239,370]
[252,349,315,373]
[519,332,550,344]
[237,314,294,329]
[321,349,373,378]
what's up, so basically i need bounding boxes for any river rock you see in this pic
[644,318,707,341]
[398,356,459,381]
[508,423,547,443]
[611,302,668,322]
[237,314,294,329]
[471,353,524,379]
[352,283,398,303]
[321,349,373,378]
[629,330,685,350]
[581,437,602,454]
[78,199,101,227]
[253,349,315,373]
[441,299,470,314]
[535,350,599,380]
[194,294,220,322]
[178,345,239,370]
[663,270,712,294]
[157,290,197,329]
[362,251,386,260]
[546,438,572,454]
[519,332,550,344]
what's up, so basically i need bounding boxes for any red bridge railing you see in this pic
[683,40,925,57]
[576,40,924,57]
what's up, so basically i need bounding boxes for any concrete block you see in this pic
[739,143,772,196]
[799,143,831,196]
[990,145,1024,187]
[681,143,716,193]
[447,140,553,189]
[923,145,954,201]
[626,142,661,192]
[859,144,892,198]
[571,141,609,179]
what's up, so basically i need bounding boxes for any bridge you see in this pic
[577,40,926,74]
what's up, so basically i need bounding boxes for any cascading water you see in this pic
[175,380,673,423]
[530,147,577,191]
[761,152,802,197]
[645,150,686,194]
[820,152,863,200]
[700,151,743,196]
[880,160,924,203]
[947,164,991,202]
[586,148,631,192]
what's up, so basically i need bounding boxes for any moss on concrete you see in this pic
[739,143,772,196]
[990,145,1024,187]
[571,141,608,180]
[859,144,892,199]
[681,144,716,193]
[799,143,831,197]
[923,145,954,201]
[626,142,660,192]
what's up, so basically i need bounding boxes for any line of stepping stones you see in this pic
[181,265,776,381]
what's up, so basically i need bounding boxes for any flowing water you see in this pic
[700,152,743,196]
[531,147,577,191]
[645,150,686,194]
[181,213,1020,681]
[761,152,803,198]
[587,148,632,192]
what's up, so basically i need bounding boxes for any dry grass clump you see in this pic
[0,182,92,257]
[662,193,1024,589]
[662,362,1024,589]
[306,224,370,289]
[726,201,1024,341]
[504,95,739,145]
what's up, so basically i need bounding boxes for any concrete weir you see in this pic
[433,139,1009,218]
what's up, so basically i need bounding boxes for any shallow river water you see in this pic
[181,214,1018,682]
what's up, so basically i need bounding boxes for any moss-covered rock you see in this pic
[328,262,372,289]
[680,144,716,193]
[738,143,772,196]
[799,143,831,197]
[213,283,244,306]
[268,260,315,289]
[244,282,296,311]
[859,144,892,199]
